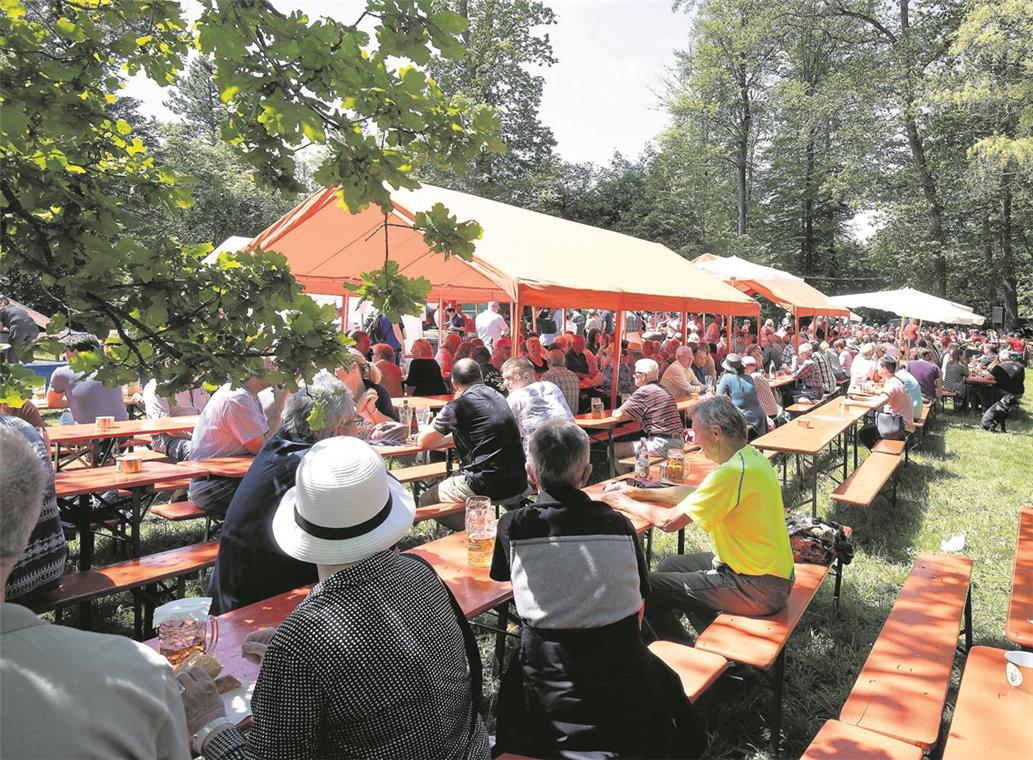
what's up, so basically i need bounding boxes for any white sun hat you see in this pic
[272,437,415,565]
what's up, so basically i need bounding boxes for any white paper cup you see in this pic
[1005,650,1033,695]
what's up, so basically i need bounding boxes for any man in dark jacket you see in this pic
[207,375,358,614]
[490,420,704,758]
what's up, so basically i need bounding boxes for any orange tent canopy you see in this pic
[691,253,849,318]
[248,184,759,317]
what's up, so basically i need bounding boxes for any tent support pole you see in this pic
[612,309,624,410]
[514,299,522,356]
[532,307,538,334]
[681,311,688,343]
[437,293,444,334]
[562,310,567,335]
[726,314,733,348]
[794,312,800,351]
[341,294,349,333]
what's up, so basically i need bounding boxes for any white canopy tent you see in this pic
[692,255,805,283]
[828,287,985,326]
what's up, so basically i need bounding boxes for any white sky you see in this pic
[123,0,694,166]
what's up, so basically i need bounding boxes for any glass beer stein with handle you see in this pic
[153,598,220,667]
[465,496,496,568]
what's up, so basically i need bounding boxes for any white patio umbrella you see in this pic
[828,287,985,326]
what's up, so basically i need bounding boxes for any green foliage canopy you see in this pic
[0,0,503,402]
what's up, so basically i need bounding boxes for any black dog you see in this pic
[981,393,1020,432]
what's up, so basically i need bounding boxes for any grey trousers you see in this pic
[645,552,794,644]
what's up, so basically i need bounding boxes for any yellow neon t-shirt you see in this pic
[677,445,793,579]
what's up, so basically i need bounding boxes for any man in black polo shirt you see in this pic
[417,358,527,530]
[991,349,1025,398]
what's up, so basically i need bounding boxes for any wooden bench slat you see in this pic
[152,477,193,493]
[23,541,220,613]
[647,640,728,702]
[588,422,642,443]
[913,402,932,428]
[838,553,973,749]
[695,561,831,670]
[830,452,900,507]
[871,438,906,456]
[802,720,924,760]
[1006,506,1033,648]
[151,500,208,521]
[413,502,465,523]
[390,461,449,484]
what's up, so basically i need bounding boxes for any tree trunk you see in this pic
[983,212,995,308]
[801,132,816,272]
[737,60,750,236]
[902,106,948,297]
[1000,175,1019,328]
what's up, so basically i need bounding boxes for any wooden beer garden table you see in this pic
[940,646,1033,760]
[392,395,452,410]
[47,415,199,469]
[36,393,139,417]
[753,407,858,517]
[145,479,669,713]
[186,456,256,479]
[575,395,701,478]
[56,460,209,571]
[145,531,515,695]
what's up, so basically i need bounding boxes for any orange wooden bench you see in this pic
[912,401,932,442]
[150,500,207,521]
[838,553,973,749]
[647,640,729,702]
[694,560,836,750]
[390,460,450,500]
[830,451,901,511]
[802,719,923,760]
[588,421,642,444]
[149,499,221,539]
[1006,505,1033,649]
[20,540,220,638]
[412,501,466,524]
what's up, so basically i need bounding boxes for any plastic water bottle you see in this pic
[634,438,650,478]
[769,362,776,380]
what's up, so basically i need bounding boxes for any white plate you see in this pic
[220,680,255,721]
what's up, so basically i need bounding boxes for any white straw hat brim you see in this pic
[271,476,415,566]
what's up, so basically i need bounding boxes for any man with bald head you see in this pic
[476,301,509,350]
[417,358,527,529]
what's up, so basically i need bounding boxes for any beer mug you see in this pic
[153,598,219,666]
[590,397,604,418]
[465,496,496,568]
[665,448,684,484]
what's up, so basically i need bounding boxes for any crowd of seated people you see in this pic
[0,303,1026,759]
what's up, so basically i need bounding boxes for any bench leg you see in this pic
[677,527,685,555]
[645,528,654,565]
[833,557,844,614]
[963,587,973,652]
[77,600,92,631]
[493,603,510,677]
[810,456,818,518]
[769,650,786,752]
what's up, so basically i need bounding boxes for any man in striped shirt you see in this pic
[613,359,684,463]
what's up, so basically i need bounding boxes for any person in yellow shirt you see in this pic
[602,396,794,643]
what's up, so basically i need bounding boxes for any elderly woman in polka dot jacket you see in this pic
[177,437,489,760]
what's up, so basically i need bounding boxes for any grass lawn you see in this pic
[43,370,1033,758]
